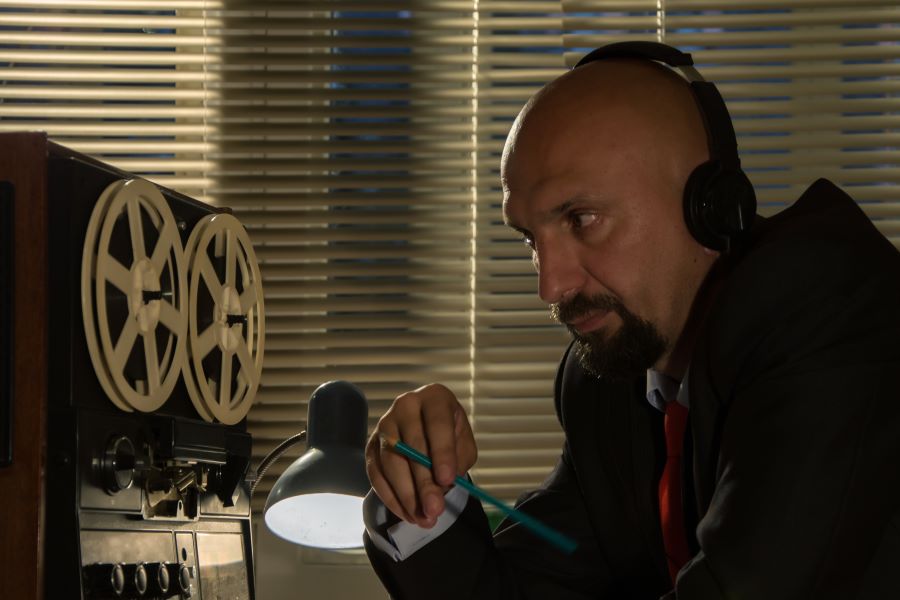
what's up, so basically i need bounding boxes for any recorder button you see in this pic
[83,562,125,597]
[121,563,147,597]
[166,562,193,597]
[145,562,170,596]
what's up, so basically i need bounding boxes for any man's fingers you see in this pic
[422,391,459,487]
[398,426,445,525]
[365,440,416,524]
[453,405,478,474]
[379,434,428,524]
[367,421,422,524]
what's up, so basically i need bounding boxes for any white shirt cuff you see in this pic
[364,483,470,561]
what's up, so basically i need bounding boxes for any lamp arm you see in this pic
[249,430,307,497]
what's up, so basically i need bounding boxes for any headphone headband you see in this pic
[576,41,694,69]
[574,41,741,172]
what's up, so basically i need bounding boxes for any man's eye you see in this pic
[571,211,598,230]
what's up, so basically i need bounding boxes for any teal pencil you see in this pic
[383,435,578,554]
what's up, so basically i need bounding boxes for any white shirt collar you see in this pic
[645,368,690,412]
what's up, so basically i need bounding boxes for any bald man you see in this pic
[363,48,900,599]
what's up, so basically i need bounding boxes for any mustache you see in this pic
[550,293,626,325]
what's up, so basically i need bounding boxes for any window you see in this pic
[2,0,897,510]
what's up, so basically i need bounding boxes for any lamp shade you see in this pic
[264,380,370,549]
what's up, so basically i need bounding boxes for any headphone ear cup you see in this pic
[684,161,727,251]
[683,161,757,252]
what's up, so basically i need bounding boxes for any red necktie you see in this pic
[659,399,691,584]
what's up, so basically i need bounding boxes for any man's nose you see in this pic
[535,241,584,306]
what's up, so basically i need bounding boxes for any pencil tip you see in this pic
[379,432,398,448]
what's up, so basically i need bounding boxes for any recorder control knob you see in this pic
[121,563,148,597]
[166,562,193,597]
[83,562,125,597]
[101,435,136,494]
[144,562,170,597]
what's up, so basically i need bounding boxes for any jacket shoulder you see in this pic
[701,179,900,389]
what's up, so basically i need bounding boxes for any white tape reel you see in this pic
[183,213,265,425]
[81,179,189,413]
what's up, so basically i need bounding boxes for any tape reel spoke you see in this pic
[238,282,258,313]
[235,340,255,386]
[126,195,147,262]
[183,213,265,425]
[113,318,140,369]
[195,323,218,360]
[158,299,182,333]
[143,330,161,394]
[233,373,249,408]
[199,253,224,302]
[224,230,237,287]
[105,258,133,295]
[218,352,233,408]
[150,220,178,275]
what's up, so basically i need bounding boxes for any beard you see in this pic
[550,293,667,381]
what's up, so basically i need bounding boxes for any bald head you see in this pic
[502,59,710,194]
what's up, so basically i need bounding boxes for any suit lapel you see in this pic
[590,371,668,578]
[561,352,670,580]
[625,376,669,577]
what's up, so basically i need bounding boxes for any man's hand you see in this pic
[366,383,477,528]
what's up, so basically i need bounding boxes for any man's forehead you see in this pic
[503,176,609,230]
[499,60,700,227]
[501,180,534,232]
[500,183,518,228]
[501,132,598,229]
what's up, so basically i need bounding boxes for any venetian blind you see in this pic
[470,0,569,500]
[2,1,898,510]
[0,1,489,509]
[0,1,216,196]
[211,4,481,509]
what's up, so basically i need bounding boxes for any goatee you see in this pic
[551,293,667,381]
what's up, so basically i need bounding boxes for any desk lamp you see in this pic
[255,380,370,549]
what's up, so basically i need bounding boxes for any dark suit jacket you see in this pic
[365,179,900,599]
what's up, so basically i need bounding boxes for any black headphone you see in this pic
[575,41,757,253]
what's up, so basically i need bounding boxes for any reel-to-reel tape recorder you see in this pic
[0,133,264,599]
